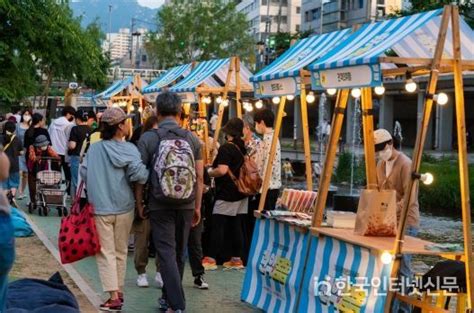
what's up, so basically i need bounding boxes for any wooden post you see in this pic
[312,89,349,227]
[212,57,235,156]
[300,73,313,191]
[452,6,474,309]
[360,88,377,188]
[257,96,286,212]
[384,6,451,312]
[235,57,242,118]
[199,96,210,165]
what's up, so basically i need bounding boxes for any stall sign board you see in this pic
[178,92,197,103]
[254,77,301,98]
[241,218,309,313]
[298,235,392,313]
[312,64,382,90]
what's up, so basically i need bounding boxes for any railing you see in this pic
[107,67,165,83]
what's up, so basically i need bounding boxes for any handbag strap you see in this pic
[71,181,85,214]
[3,135,16,152]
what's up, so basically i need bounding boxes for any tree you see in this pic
[390,0,474,28]
[271,30,313,59]
[145,0,255,68]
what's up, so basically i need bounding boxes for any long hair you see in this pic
[25,113,44,145]
[142,116,159,134]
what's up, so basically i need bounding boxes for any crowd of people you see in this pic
[0,91,420,313]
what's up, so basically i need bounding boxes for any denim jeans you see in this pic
[0,213,15,313]
[69,155,80,197]
[392,226,419,313]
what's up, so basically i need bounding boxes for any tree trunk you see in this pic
[42,70,53,107]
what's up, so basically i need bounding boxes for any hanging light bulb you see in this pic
[130,106,135,112]
[434,92,448,106]
[222,99,229,107]
[112,103,119,108]
[246,105,254,112]
[255,100,263,109]
[216,96,223,104]
[203,96,212,104]
[374,86,385,96]
[404,73,417,93]
[380,251,394,265]
[138,106,143,113]
[306,92,316,104]
[272,96,280,104]
[326,88,337,96]
[420,173,434,185]
[351,88,361,98]
[287,94,295,101]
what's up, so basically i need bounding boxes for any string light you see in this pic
[351,88,361,98]
[216,96,223,104]
[306,92,316,103]
[420,173,434,185]
[255,100,263,109]
[434,93,448,105]
[222,99,229,107]
[381,251,393,265]
[326,88,337,96]
[405,73,417,93]
[272,96,280,105]
[203,96,212,104]
[287,94,295,101]
[374,86,385,96]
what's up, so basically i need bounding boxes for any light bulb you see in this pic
[327,88,337,96]
[435,92,448,105]
[405,80,417,93]
[306,92,316,104]
[381,251,393,265]
[255,100,263,109]
[247,105,254,112]
[222,99,229,107]
[351,88,361,98]
[374,86,385,95]
[272,96,280,104]
[130,106,135,112]
[138,106,143,113]
[243,101,250,108]
[287,94,295,101]
[112,103,119,108]
[216,96,223,104]
[420,173,434,185]
[203,96,212,104]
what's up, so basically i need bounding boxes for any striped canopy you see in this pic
[169,58,253,93]
[142,63,192,94]
[94,77,134,100]
[309,9,474,89]
[251,29,351,83]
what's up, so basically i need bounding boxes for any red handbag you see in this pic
[58,182,101,264]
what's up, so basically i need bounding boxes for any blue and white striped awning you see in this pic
[309,9,474,89]
[142,63,192,94]
[251,29,351,83]
[94,76,134,100]
[169,58,230,93]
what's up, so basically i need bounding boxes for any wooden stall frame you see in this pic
[300,71,314,191]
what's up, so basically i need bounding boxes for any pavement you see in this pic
[16,197,260,313]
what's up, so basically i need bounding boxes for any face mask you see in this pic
[23,115,31,122]
[40,146,48,151]
[378,146,392,162]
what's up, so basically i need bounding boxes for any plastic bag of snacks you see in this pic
[277,189,318,214]
[354,189,397,236]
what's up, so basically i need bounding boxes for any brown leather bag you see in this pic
[227,142,262,196]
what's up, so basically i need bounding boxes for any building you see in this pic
[235,0,302,40]
[104,28,132,61]
[301,0,402,33]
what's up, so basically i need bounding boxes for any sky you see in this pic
[137,0,164,9]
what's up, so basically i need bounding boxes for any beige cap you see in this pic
[101,107,134,125]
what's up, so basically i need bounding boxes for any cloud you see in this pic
[137,0,164,9]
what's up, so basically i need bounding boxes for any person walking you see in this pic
[374,129,420,313]
[136,92,203,313]
[2,122,23,206]
[49,106,76,194]
[282,158,295,185]
[254,109,282,211]
[16,109,31,200]
[68,110,91,197]
[202,117,247,271]
[82,107,148,312]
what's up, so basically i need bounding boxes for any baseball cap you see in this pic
[374,129,393,152]
[101,107,134,125]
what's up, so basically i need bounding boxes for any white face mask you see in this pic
[40,146,48,151]
[23,115,31,122]
[378,146,392,162]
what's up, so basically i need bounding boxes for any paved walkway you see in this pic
[17,198,260,313]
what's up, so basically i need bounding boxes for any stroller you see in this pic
[30,157,68,217]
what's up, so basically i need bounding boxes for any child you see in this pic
[282,158,295,185]
[2,122,23,206]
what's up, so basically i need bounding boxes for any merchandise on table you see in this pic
[277,189,318,214]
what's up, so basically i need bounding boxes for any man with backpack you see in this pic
[136,92,203,313]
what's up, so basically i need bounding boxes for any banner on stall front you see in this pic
[241,218,309,313]
[298,235,392,313]
[254,77,301,98]
[311,64,382,90]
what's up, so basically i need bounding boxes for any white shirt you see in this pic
[48,116,74,156]
[210,115,218,131]
[259,130,282,190]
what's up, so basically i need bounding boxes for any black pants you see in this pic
[242,195,259,264]
[188,219,204,277]
[209,214,243,260]
[59,155,71,193]
[150,209,193,311]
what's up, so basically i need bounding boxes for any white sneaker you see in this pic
[155,272,164,289]
[136,274,149,288]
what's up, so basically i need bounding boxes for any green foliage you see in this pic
[271,30,313,58]
[335,152,366,186]
[145,0,255,68]
[419,159,474,214]
[0,1,109,103]
[390,0,474,28]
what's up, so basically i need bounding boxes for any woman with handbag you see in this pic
[82,107,148,312]
[202,117,247,271]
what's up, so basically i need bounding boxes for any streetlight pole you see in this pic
[108,4,112,56]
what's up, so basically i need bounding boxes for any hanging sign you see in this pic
[241,218,309,313]
[312,64,382,90]
[178,92,196,103]
[254,77,301,98]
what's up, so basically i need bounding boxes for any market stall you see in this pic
[304,6,474,312]
[169,57,253,164]
[241,28,352,312]
[142,63,192,95]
